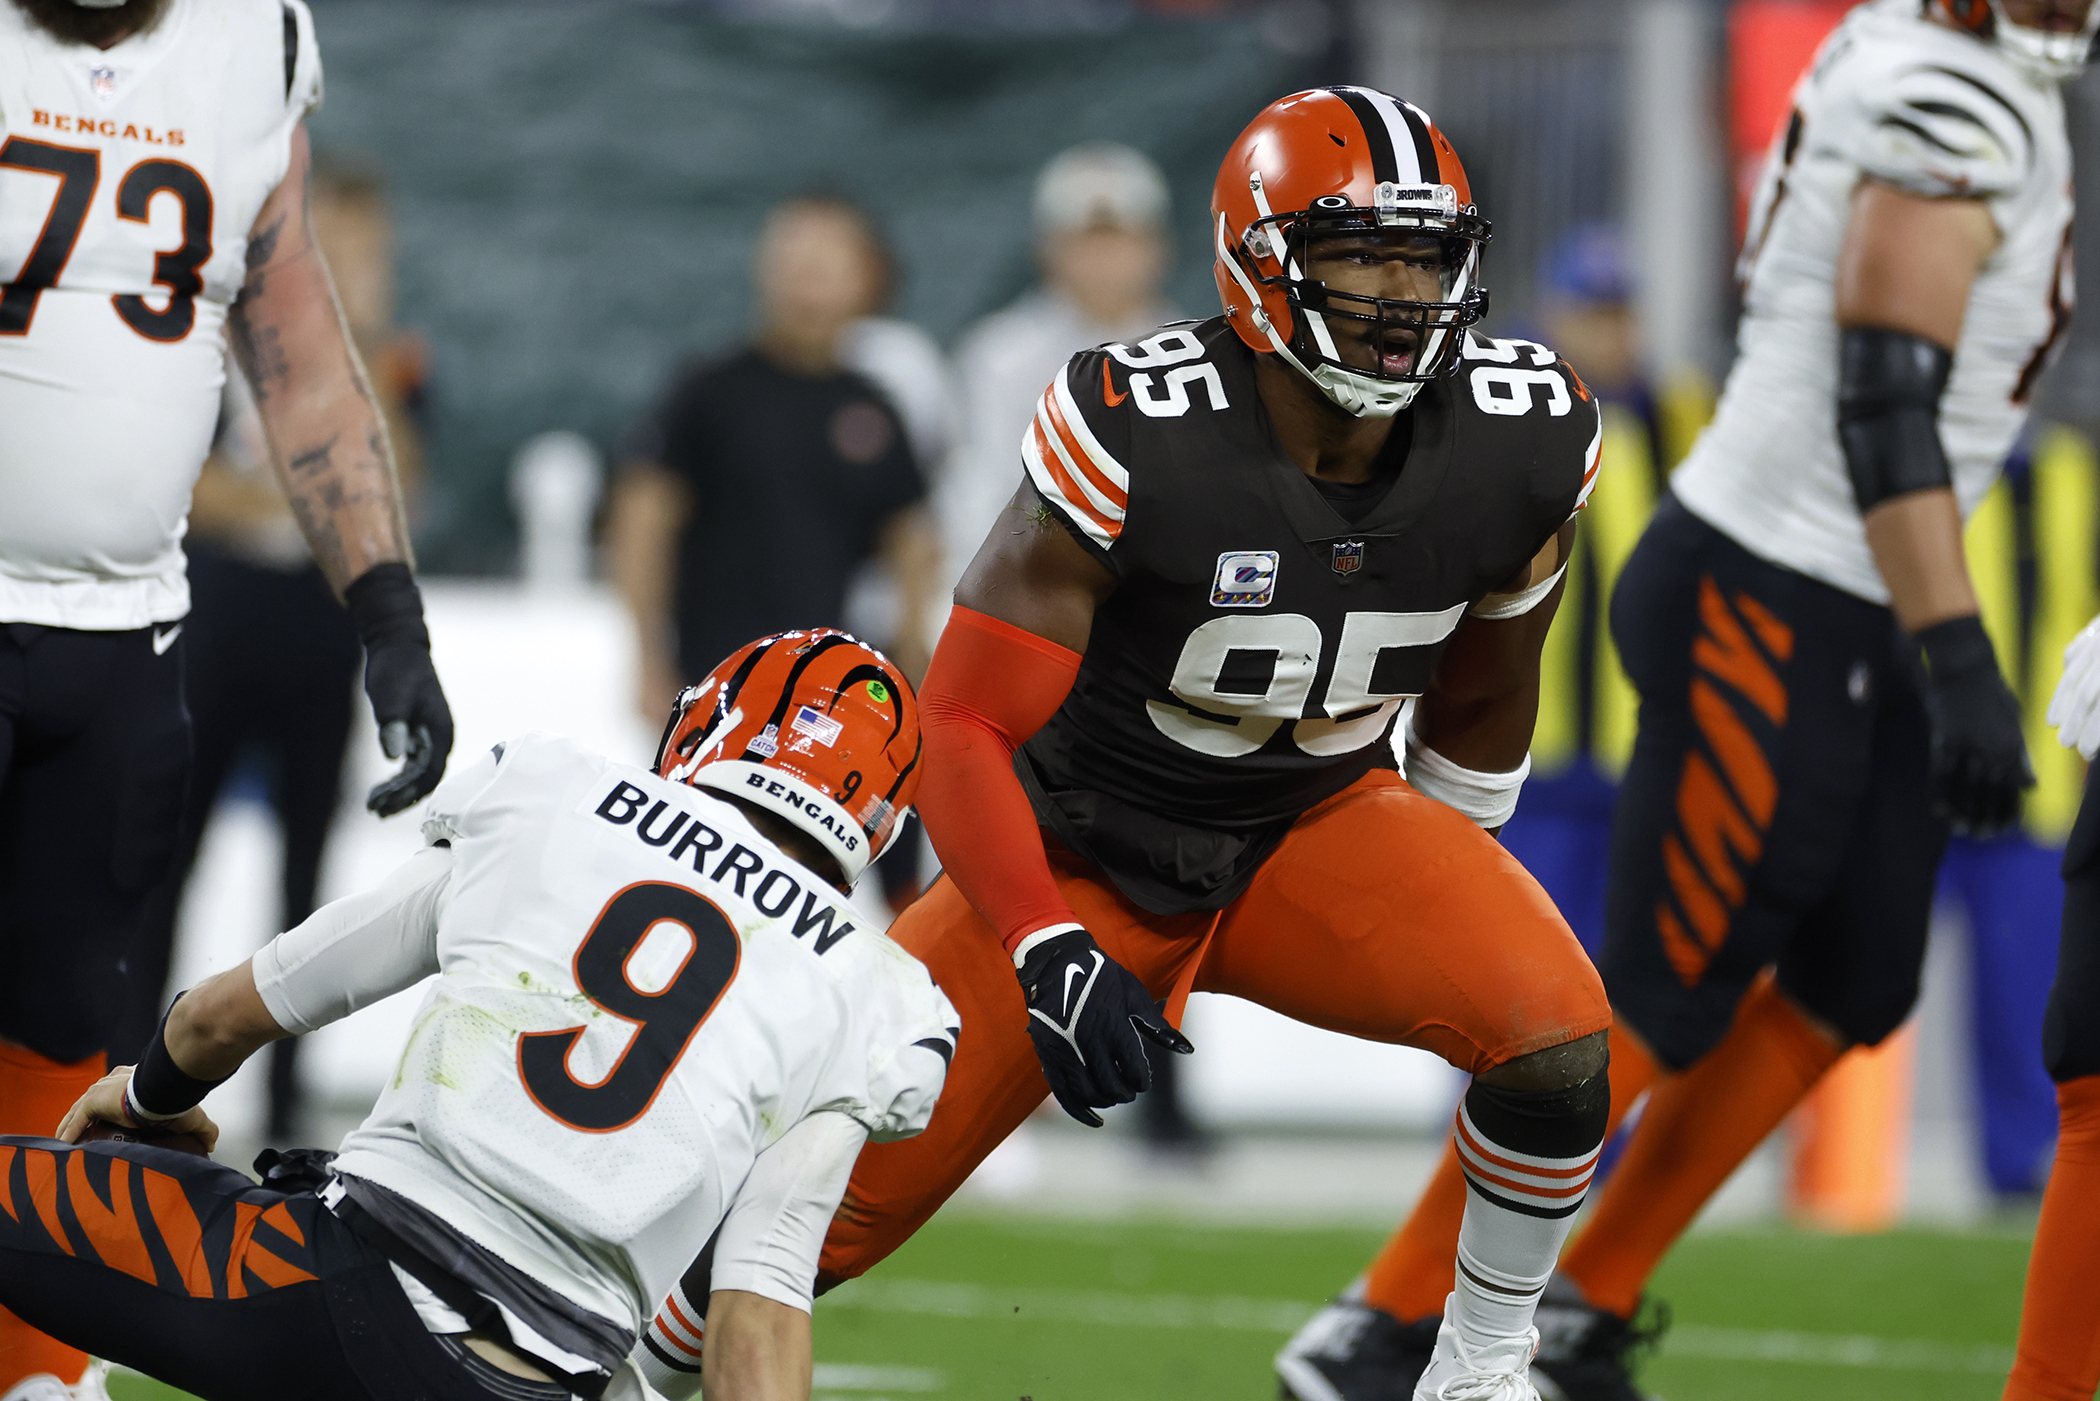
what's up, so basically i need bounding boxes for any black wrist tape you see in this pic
[129,996,231,1121]
[1917,614,1998,679]
[1838,326,1955,513]
[344,561,430,653]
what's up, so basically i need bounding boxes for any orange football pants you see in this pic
[819,768,1610,1285]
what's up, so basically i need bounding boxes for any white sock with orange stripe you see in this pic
[637,1279,706,1399]
[1446,1071,1609,1355]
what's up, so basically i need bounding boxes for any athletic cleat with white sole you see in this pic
[0,1375,72,1401]
[1529,1290,1669,1401]
[1412,1298,1541,1401]
[1276,1289,1441,1401]
[69,1361,113,1401]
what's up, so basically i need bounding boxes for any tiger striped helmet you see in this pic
[653,630,920,883]
[1934,0,2099,80]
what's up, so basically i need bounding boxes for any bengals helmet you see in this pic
[1214,87,1490,419]
[1936,0,2099,79]
[654,630,920,883]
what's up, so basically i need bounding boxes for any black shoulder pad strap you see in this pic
[1837,326,1955,513]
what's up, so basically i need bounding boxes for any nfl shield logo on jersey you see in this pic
[1331,541,1365,576]
[89,67,118,100]
[1211,551,1279,608]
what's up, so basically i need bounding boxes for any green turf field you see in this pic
[107,1214,2033,1401]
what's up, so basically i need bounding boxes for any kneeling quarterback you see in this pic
[805,89,1609,1401]
[0,632,955,1401]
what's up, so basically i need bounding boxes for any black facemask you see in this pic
[11,0,175,49]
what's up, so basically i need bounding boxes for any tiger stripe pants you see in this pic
[1600,494,1948,1070]
[0,1137,507,1401]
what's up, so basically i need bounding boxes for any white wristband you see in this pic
[124,1077,184,1125]
[1402,717,1530,828]
[1470,559,1569,620]
[1011,923,1085,971]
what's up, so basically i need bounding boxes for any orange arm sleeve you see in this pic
[915,605,1084,955]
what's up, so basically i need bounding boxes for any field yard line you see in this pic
[810,1363,944,1391]
[819,1277,1316,1332]
[819,1280,2016,1374]
[1665,1325,2015,1374]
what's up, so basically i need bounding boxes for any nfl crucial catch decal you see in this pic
[1211,551,1279,608]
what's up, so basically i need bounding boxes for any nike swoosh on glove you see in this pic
[2048,613,2100,760]
[345,562,457,817]
[1918,615,2033,838]
[1016,928,1192,1128]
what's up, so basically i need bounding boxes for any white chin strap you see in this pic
[1990,0,2100,80]
[70,0,129,8]
[1215,212,1421,420]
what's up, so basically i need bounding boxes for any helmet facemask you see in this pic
[1222,179,1490,418]
[1986,0,2100,80]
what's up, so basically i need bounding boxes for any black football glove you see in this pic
[1016,928,1192,1128]
[1917,615,2032,838]
[346,563,456,817]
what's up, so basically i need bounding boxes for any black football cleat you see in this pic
[1275,1290,1441,1401]
[1529,1292,1670,1401]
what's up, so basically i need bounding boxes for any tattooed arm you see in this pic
[228,124,454,816]
[228,124,410,587]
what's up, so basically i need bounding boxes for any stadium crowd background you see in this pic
[159,0,2100,1246]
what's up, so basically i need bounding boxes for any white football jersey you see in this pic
[1670,0,2074,606]
[271,734,956,1347]
[0,0,321,628]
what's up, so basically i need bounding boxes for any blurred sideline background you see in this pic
[133,2,2100,1395]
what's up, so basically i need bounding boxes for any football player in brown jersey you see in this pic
[811,89,1608,1401]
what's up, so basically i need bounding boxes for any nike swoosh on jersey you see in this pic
[1101,359,1128,408]
[152,624,182,655]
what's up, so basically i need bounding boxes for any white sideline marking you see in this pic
[1665,1325,2015,1374]
[820,1277,1316,1333]
[811,1363,944,1391]
[818,1281,2017,1375]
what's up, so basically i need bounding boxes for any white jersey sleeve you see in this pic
[710,1110,869,1313]
[857,991,957,1143]
[1837,56,2033,202]
[251,844,451,1035]
[418,741,510,846]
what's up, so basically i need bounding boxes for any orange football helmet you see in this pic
[1933,0,2098,78]
[653,629,920,882]
[1213,87,1490,419]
